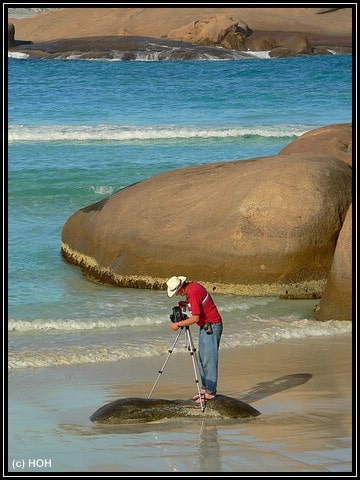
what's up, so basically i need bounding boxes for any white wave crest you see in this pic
[8,318,351,370]
[8,124,309,143]
[8,316,164,333]
[7,344,165,370]
[8,51,30,59]
[221,318,352,349]
[91,185,115,195]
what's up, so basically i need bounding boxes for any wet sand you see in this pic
[8,334,353,473]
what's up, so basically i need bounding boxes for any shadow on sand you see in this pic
[240,373,313,403]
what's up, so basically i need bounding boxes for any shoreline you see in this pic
[8,335,353,472]
[9,334,352,407]
[8,7,352,57]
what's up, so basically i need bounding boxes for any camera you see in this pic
[170,306,188,323]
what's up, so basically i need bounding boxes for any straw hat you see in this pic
[166,276,187,297]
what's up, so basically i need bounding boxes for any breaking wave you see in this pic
[8,124,310,143]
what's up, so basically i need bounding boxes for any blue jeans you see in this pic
[198,322,223,395]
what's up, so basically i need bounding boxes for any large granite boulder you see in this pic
[61,152,352,297]
[167,14,252,50]
[279,123,352,166]
[314,204,352,321]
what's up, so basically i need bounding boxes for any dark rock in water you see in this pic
[90,395,261,424]
[9,35,256,61]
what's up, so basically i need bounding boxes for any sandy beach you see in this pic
[8,334,352,473]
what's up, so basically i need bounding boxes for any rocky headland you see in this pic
[8,7,352,60]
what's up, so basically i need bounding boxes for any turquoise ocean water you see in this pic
[7,49,352,473]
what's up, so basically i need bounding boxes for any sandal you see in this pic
[194,393,216,404]
[193,388,206,400]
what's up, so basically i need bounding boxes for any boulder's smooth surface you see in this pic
[279,123,352,166]
[315,204,352,321]
[62,151,352,297]
[90,395,261,424]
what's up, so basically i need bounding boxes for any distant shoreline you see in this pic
[8,7,352,50]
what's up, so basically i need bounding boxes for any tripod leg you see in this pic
[147,327,183,399]
[185,327,205,412]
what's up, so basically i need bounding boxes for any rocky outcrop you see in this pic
[6,35,255,61]
[248,32,352,57]
[8,23,15,47]
[8,7,352,59]
[8,7,352,46]
[314,204,352,321]
[8,22,33,48]
[167,14,253,50]
[279,123,352,166]
[9,29,351,60]
[61,141,352,298]
[249,34,311,55]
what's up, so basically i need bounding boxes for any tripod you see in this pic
[147,326,205,411]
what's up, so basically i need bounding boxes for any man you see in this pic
[166,275,223,403]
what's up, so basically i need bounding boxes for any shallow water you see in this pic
[8,336,352,473]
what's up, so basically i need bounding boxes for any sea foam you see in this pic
[8,124,310,143]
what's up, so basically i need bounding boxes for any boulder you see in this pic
[61,152,352,297]
[8,23,15,48]
[279,123,352,166]
[314,204,352,321]
[248,37,278,52]
[278,34,312,53]
[248,34,312,55]
[8,22,33,48]
[167,14,252,50]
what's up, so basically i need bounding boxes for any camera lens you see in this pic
[170,306,187,323]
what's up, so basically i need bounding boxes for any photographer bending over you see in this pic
[166,275,223,403]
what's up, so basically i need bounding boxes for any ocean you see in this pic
[7,50,352,474]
